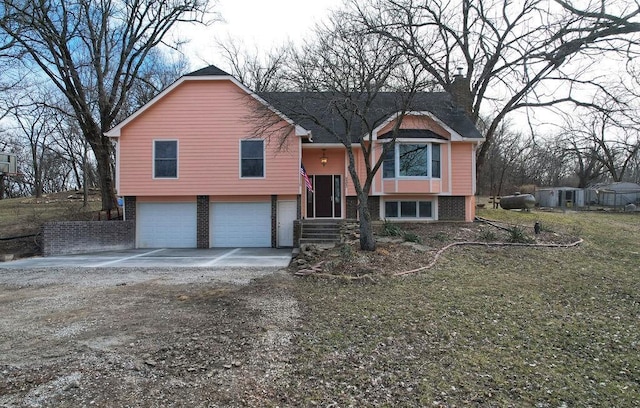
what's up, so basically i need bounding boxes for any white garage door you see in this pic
[137,202,197,248]
[211,202,271,247]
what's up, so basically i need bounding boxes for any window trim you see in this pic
[239,139,266,179]
[382,141,443,180]
[152,139,178,179]
[384,200,434,219]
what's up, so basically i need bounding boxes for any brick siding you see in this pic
[124,196,136,221]
[346,196,380,220]
[438,196,466,220]
[42,221,135,256]
[271,195,277,248]
[197,195,209,248]
[294,195,302,247]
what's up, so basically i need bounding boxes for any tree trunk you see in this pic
[90,133,117,210]
[357,192,376,251]
[83,141,89,207]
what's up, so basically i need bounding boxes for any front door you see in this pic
[314,175,333,217]
[306,175,342,218]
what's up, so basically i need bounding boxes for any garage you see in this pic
[137,202,197,248]
[211,202,271,247]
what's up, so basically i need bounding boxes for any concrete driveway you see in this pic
[0,247,293,269]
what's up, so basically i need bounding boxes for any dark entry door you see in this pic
[314,175,333,217]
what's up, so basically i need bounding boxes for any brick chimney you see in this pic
[448,67,473,118]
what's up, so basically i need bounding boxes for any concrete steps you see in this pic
[299,220,342,245]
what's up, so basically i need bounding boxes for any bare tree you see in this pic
[561,133,605,188]
[0,0,213,209]
[9,102,63,197]
[216,37,289,92]
[478,120,532,197]
[561,109,640,183]
[2,108,82,199]
[348,0,640,175]
[258,14,430,251]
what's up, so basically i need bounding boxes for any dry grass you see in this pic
[0,191,102,256]
[281,210,640,406]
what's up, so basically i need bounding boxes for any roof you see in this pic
[589,182,640,191]
[184,65,231,77]
[106,64,482,143]
[259,92,482,143]
[378,129,447,140]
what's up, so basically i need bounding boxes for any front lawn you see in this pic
[281,210,640,406]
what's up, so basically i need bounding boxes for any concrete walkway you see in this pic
[0,248,293,269]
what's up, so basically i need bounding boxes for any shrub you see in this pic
[403,232,423,244]
[507,226,534,243]
[381,220,404,237]
[431,231,448,242]
[478,228,497,241]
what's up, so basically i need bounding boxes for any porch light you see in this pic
[320,149,328,166]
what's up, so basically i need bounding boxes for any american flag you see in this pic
[300,164,313,192]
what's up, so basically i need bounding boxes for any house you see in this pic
[105,65,483,248]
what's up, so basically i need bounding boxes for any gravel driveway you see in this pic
[0,266,298,407]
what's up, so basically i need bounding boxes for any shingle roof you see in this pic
[185,65,231,77]
[181,66,481,142]
[259,91,482,143]
[378,129,447,140]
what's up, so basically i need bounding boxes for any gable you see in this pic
[376,114,452,140]
[106,75,308,138]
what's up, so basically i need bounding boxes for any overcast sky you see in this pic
[179,0,343,70]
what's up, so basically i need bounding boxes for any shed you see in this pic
[534,187,585,208]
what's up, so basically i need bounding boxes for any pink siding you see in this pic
[381,179,443,194]
[117,80,300,196]
[137,196,196,202]
[210,195,271,202]
[450,143,474,195]
[377,115,451,138]
[302,148,345,176]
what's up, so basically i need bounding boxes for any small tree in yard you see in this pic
[261,14,428,251]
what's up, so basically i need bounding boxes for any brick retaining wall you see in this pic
[42,220,135,256]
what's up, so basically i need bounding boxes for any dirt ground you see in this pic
[0,266,297,407]
[0,219,583,407]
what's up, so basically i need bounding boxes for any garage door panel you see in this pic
[137,203,197,248]
[211,202,271,247]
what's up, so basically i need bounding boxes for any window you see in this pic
[385,200,433,218]
[240,140,264,177]
[432,144,441,178]
[154,140,177,178]
[382,143,442,179]
[399,144,428,176]
[383,148,395,178]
